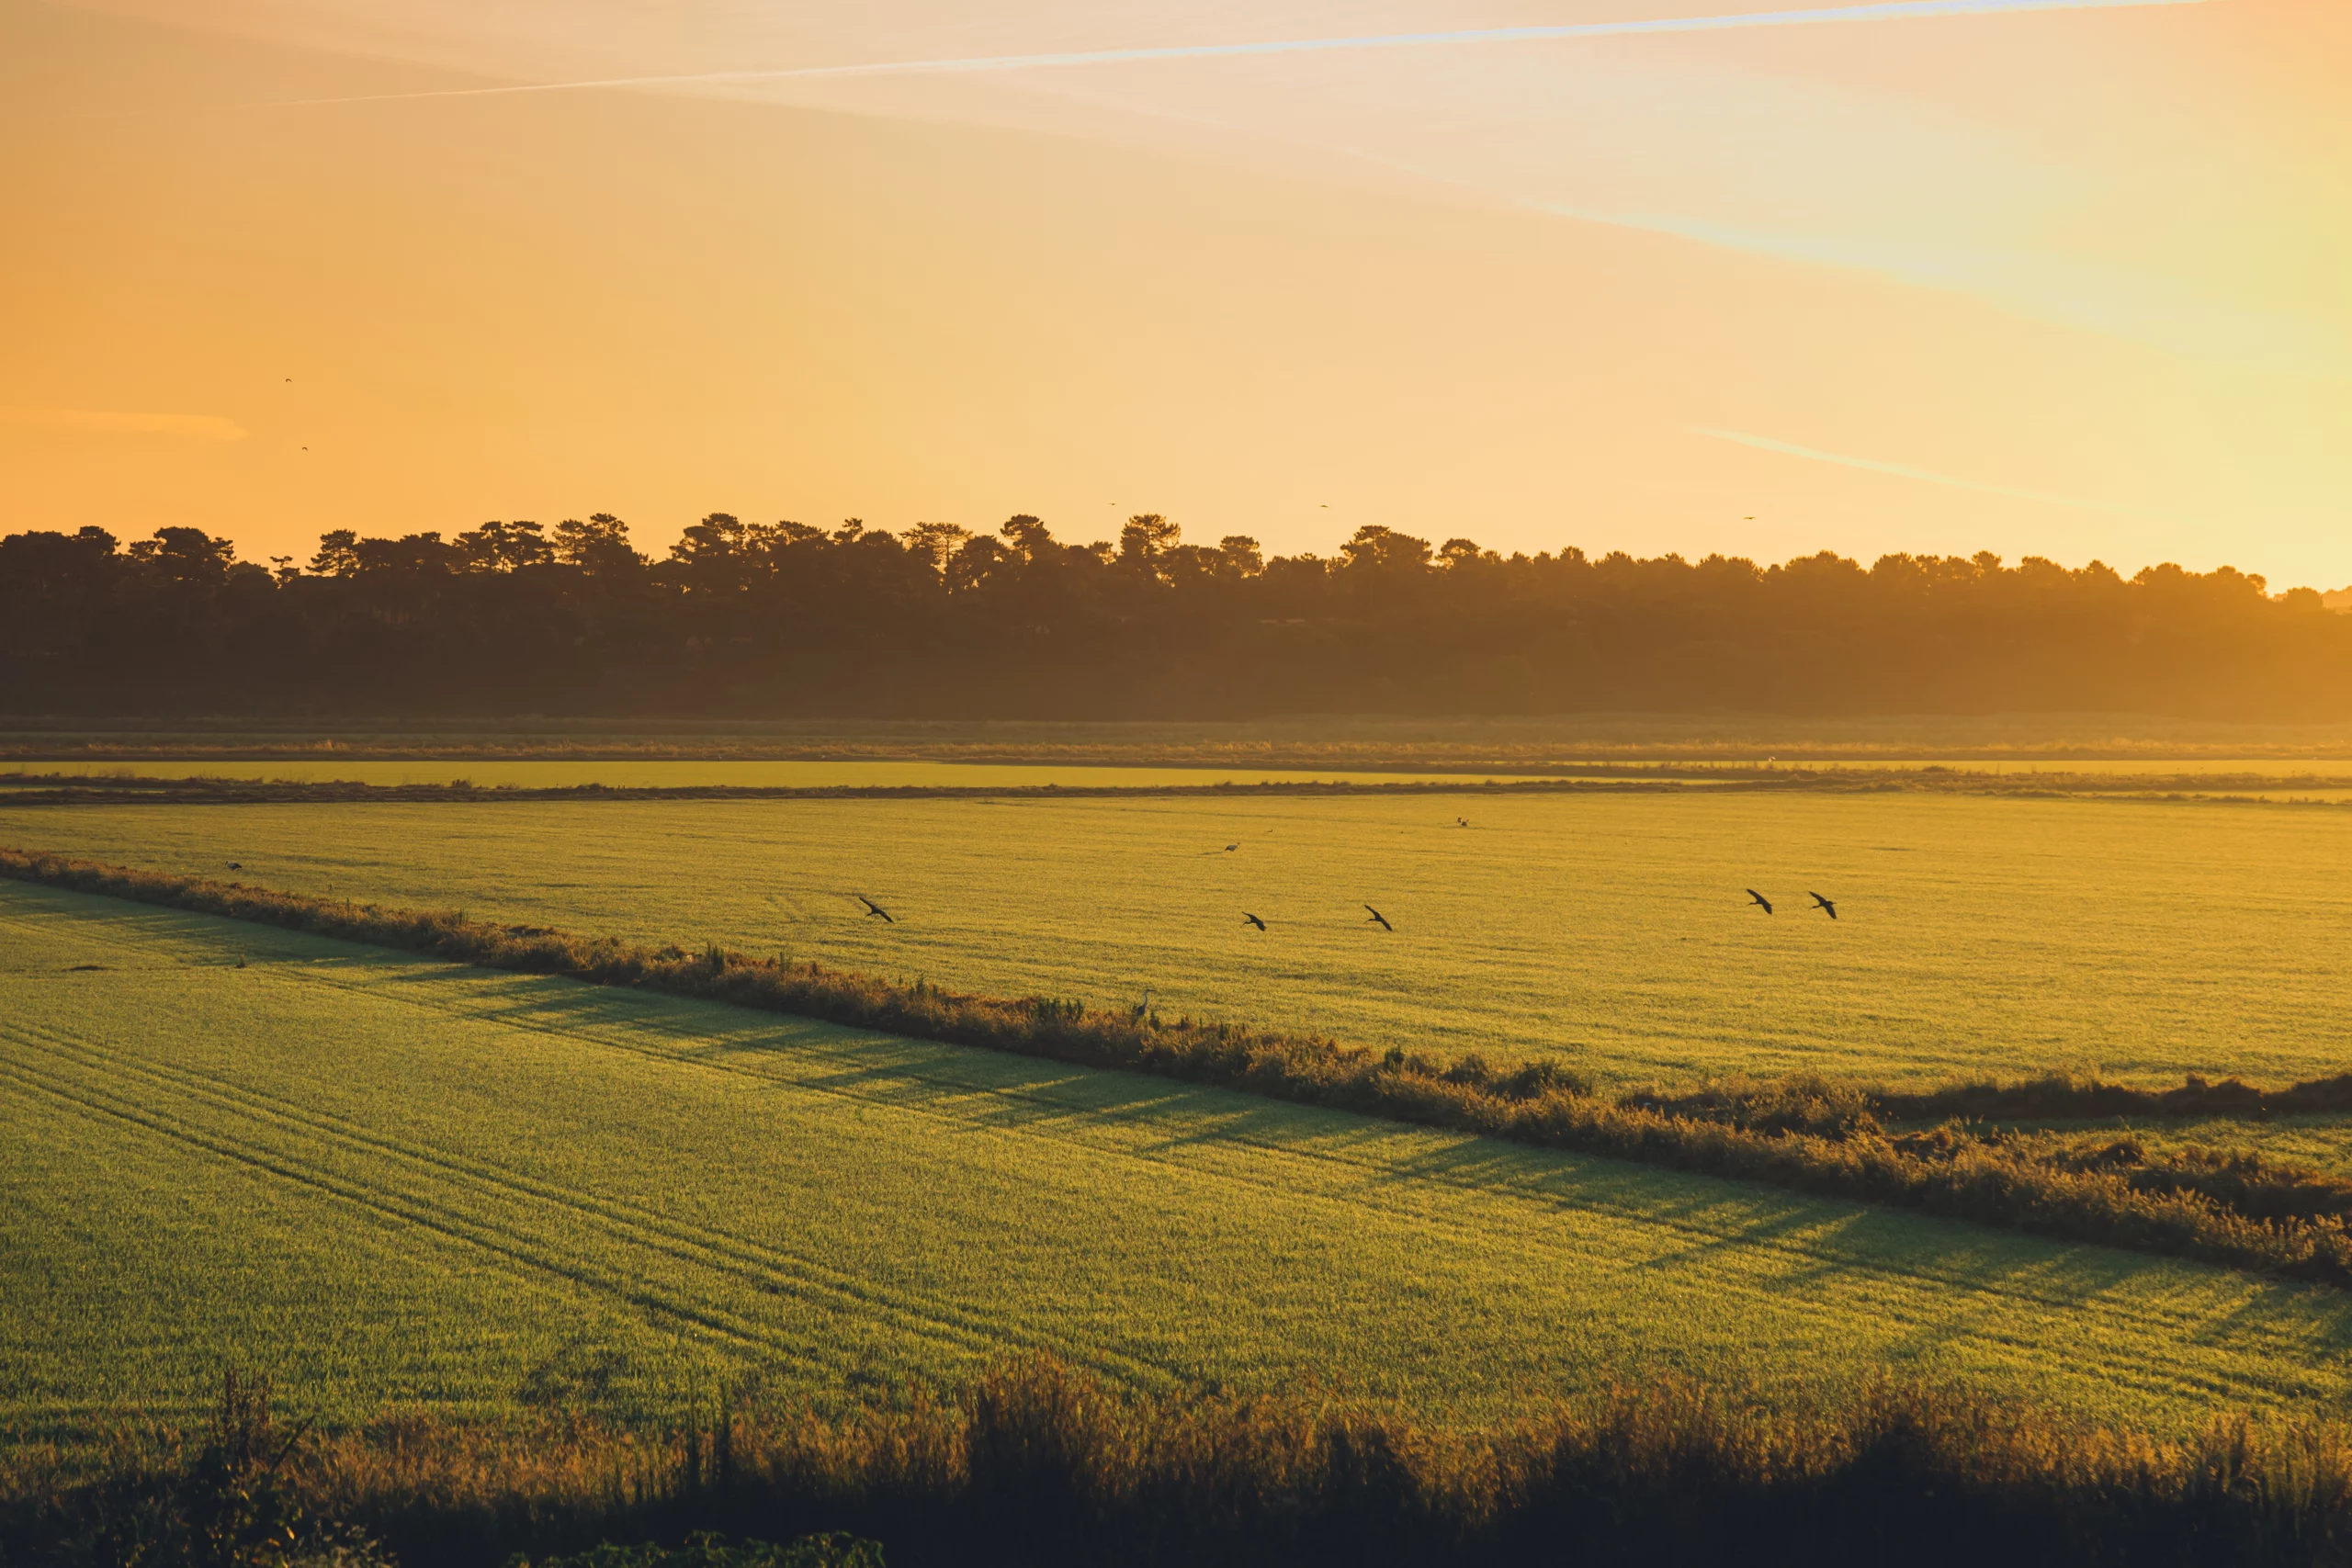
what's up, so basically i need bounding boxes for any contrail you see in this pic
[1692,426,2175,520]
[268,0,2211,107]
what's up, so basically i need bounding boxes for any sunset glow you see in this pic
[4,0,2346,581]
[14,5,2352,1542]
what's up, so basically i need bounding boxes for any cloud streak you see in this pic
[266,0,2211,107]
[0,406,248,440]
[1692,426,2175,520]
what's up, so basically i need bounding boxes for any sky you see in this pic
[1,0,2346,584]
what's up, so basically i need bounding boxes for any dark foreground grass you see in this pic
[11,1361,2352,1568]
[9,846,2352,1292]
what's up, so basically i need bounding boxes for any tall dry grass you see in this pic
[11,1360,2352,1566]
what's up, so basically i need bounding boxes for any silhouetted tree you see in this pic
[4,515,2346,719]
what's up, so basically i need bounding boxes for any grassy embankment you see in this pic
[11,844,2352,1301]
[10,871,2352,1442]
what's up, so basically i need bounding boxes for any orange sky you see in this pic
[2,0,2346,582]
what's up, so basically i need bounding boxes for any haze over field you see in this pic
[13,5,2352,1560]
[13,791,2349,1086]
[5,0,2347,583]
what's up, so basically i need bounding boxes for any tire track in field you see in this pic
[0,1032,1182,1392]
[5,1016,1177,1385]
[5,894,1789,1280]
[4,1008,2311,1414]
[4,893,2338,1404]
[251,1008,2352,1406]
[254,959,2330,1361]
[0,892,2290,1375]
[196,953,1854,1291]
[3,954,2288,1374]
[0,1048,779,1355]
[0,1027,1167,1390]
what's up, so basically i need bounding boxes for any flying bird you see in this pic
[855,894,895,923]
[1242,913,1266,931]
[1745,888,1771,914]
[1364,904,1393,931]
[1808,891,1838,920]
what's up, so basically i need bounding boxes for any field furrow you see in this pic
[1,1015,1187,1385]
[8,876,2352,1443]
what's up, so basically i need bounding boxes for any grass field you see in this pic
[7,790,2352,1086]
[8,877,2352,1445]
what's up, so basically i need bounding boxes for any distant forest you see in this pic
[4,513,2347,717]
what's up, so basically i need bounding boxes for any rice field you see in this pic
[8,876,2352,1444]
[6,790,2351,1086]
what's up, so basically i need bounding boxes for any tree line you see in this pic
[2,512,2345,717]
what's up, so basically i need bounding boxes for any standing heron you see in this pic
[1808,892,1838,920]
[1364,905,1394,931]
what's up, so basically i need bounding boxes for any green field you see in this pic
[8,876,2352,1443]
[8,791,2352,1086]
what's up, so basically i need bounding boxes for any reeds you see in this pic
[9,847,2352,1290]
[10,1359,2352,1567]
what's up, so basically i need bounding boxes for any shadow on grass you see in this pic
[17,873,2352,1403]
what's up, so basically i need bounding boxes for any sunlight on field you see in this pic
[6,792,2350,1087]
[6,880,2347,1439]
